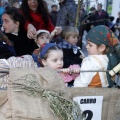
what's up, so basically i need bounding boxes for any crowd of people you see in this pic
[0,0,120,88]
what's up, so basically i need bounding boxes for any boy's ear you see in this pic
[100,44,106,52]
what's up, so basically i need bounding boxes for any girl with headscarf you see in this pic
[74,25,120,88]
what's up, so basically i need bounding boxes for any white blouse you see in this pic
[74,55,109,87]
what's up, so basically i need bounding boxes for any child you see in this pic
[74,25,120,88]
[32,30,50,67]
[57,26,83,86]
[2,7,38,56]
[39,43,80,86]
[35,30,50,47]
[58,26,83,68]
[32,28,61,67]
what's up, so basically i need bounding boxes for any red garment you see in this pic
[21,10,54,32]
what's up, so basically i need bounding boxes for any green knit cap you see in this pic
[86,25,120,87]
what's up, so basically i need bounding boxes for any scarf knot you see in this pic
[58,40,79,54]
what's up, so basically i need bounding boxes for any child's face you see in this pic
[42,50,63,70]
[86,41,102,55]
[2,13,19,33]
[66,35,78,45]
[37,33,50,47]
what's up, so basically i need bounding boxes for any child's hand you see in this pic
[51,29,57,37]
[70,68,80,73]
[59,68,71,74]
[51,26,62,37]
[69,65,80,74]
[68,65,80,80]
[80,55,85,59]
[55,26,62,35]
[27,24,37,39]
[59,65,80,81]
[59,66,80,74]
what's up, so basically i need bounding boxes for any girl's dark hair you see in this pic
[3,7,25,29]
[43,45,62,60]
[21,0,50,27]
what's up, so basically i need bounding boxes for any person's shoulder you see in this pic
[101,10,108,14]
[65,1,77,9]
[18,27,27,35]
[83,56,92,61]
[81,56,96,69]
[67,4,77,10]
[83,55,102,62]
[83,55,108,66]
[85,55,108,60]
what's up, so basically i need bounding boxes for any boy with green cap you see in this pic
[74,25,120,88]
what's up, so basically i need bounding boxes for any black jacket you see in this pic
[5,29,38,56]
[50,11,58,26]
[91,10,109,27]
[62,48,82,68]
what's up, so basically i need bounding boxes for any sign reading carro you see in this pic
[73,96,103,120]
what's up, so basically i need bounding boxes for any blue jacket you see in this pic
[0,7,5,25]
[56,0,77,27]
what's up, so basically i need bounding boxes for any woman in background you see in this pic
[20,0,54,39]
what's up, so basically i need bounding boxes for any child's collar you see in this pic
[11,32,18,36]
